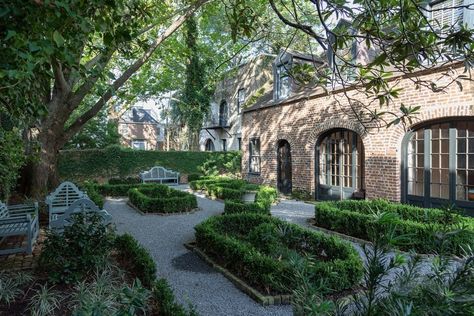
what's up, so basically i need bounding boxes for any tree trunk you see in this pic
[29,129,61,199]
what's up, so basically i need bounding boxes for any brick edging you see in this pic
[126,201,201,216]
[184,242,292,306]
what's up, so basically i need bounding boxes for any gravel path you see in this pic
[105,187,292,316]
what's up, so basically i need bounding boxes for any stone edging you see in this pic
[184,242,292,306]
[126,201,201,216]
[307,219,463,262]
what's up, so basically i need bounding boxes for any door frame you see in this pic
[277,139,292,194]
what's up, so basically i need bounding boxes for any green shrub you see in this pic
[223,186,277,215]
[82,181,104,208]
[39,213,115,284]
[114,234,157,287]
[224,200,269,215]
[96,183,155,196]
[314,199,474,255]
[187,174,202,182]
[152,279,198,316]
[128,184,198,213]
[59,146,241,182]
[108,176,141,185]
[195,213,362,295]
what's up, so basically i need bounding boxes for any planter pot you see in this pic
[242,191,257,203]
[468,188,474,201]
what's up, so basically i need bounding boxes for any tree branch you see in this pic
[61,0,210,144]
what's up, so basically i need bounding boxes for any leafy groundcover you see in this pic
[195,213,363,296]
[129,184,198,213]
[315,199,474,255]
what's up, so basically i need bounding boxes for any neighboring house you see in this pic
[241,0,474,213]
[199,54,275,152]
[118,107,164,150]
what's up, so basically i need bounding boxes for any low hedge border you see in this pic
[195,213,363,296]
[96,183,156,197]
[314,199,474,256]
[114,233,196,316]
[128,184,198,214]
[82,181,105,208]
[184,241,291,306]
[224,186,278,215]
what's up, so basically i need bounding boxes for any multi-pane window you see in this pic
[455,121,474,201]
[205,139,215,152]
[249,138,261,174]
[219,101,228,126]
[276,64,290,99]
[319,130,363,189]
[237,89,245,113]
[406,120,474,207]
[430,0,464,30]
[407,129,425,196]
[132,140,146,150]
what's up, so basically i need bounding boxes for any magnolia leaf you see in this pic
[53,31,64,47]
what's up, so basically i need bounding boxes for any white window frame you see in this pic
[132,139,146,150]
[276,64,290,100]
[237,88,245,113]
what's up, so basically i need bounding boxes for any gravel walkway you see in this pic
[105,187,292,316]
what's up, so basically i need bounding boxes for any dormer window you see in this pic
[276,63,290,99]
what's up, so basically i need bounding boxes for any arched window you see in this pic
[219,101,228,127]
[205,139,215,152]
[403,119,474,211]
[316,129,364,200]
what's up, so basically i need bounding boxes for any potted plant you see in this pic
[242,184,259,203]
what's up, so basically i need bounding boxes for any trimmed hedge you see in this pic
[109,176,141,185]
[224,186,278,215]
[195,213,363,295]
[114,234,196,315]
[96,183,156,196]
[128,184,198,213]
[315,199,474,255]
[59,145,241,182]
[81,181,104,208]
[114,233,157,287]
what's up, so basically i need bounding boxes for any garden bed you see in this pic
[194,213,363,298]
[314,199,474,255]
[0,214,193,316]
[128,184,198,214]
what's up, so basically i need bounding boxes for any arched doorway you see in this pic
[219,101,228,127]
[316,129,364,200]
[277,140,292,194]
[402,119,474,212]
[204,139,215,152]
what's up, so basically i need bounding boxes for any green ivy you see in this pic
[58,146,241,182]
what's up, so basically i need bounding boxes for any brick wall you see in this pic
[242,65,474,202]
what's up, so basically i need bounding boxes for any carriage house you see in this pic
[242,50,474,214]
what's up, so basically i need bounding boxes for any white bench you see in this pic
[45,181,88,227]
[49,198,112,232]
[0,201,39,255]
[140,166,179,185]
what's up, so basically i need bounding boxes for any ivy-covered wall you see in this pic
[58,145,241,182]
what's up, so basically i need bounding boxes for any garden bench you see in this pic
[140,166,180,185]
[0,201,39,255]
[49,198,112,231]
[46,181,88,226]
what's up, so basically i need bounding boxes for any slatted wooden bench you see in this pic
[49,198,112,232]
[45,181,88,227]
[0,201,39,255]
[140,166,180,185]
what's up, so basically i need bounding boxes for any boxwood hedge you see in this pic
[195,213,363,295]
[128,184,198,213]
[224,186,278,215]
[315,199,474,255]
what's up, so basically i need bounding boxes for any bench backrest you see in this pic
[0,202,9,219]
[49,198,108,230]
[141,166,178,179]
[46,181,87,213]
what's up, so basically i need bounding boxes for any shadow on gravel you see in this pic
[172,252,217,274]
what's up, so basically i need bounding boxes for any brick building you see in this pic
[199,54,275,152]
[118,107,164,150]
[242,56,474,213]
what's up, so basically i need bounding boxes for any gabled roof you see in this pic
[120,107,159,124]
